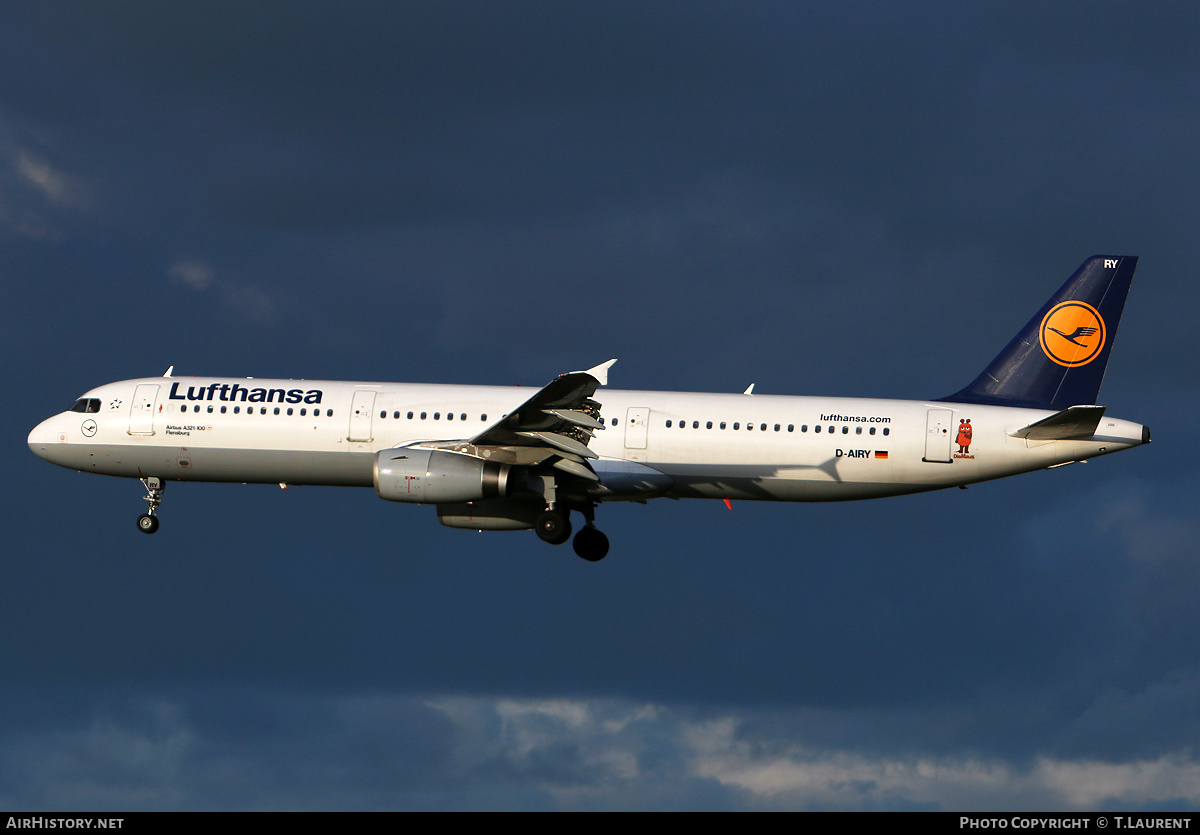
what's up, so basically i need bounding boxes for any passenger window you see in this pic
[207,405,214,413]
[666,420,672,428]
[883,427,890,436]
[774,424,780,431]
[447,412,454,420]
[815,425,821,433]
[300,408,306,416]
[461,413,467,421]
[220,406,227,414]
[706,421,713,429]
[194,405,200,413]
[181,405,187,413]
[274,407,280,415]
[408,412,414,419]
[393,411,400,419]
[380,410,386,419]
[856,426,862,434]
[234,406,241,414]
[720,422,727,430]
[262,407,268,415]
[733,422,740,430]
[287,408,294,416]
[421,412,427,420]
[747,423,753,430]
[842,426,848,434]
[869,427,875,435]
[434,412,440,420]
[693,421,699,429]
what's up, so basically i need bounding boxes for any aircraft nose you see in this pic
[28,415,62,461]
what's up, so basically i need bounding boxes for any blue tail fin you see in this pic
[942,255,1137,410]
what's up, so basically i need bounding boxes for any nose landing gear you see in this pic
[136,476,165,534]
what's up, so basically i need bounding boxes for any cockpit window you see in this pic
[70,398,101,413]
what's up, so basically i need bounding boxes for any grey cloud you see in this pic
[168,259,277,323]
[3,688,1199,811]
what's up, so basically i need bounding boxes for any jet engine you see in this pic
[374,448,517,504]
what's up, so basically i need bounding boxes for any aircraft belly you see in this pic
[664,472,928,502]
[49,443,375,486]
[657,461,920,502]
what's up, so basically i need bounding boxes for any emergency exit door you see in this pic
[348,390,376,442]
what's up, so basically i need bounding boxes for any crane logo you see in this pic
[1039,301,1106,367]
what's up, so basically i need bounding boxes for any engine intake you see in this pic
[374,448,515,504]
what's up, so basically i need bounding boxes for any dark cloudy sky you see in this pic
[3,2,1198,810]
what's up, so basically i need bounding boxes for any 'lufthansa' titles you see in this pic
[168,382,323,404]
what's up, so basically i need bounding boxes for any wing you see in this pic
[412,360,616,482]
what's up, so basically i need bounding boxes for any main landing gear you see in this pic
[572,525,609,562]
[136,476,165,534]
[535,502,610,561]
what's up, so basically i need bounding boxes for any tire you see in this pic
[573,527,609,561]
[137,514,159,534]
[535,511,571,545]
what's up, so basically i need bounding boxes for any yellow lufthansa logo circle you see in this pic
[1039,301,1106,367]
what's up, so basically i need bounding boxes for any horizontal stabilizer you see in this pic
[1010,405,1106,440]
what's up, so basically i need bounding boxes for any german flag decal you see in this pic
[874,450,889,459]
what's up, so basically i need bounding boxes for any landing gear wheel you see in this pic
[136,513,159,534]
[536,511,572,545]
[573,527,609,562]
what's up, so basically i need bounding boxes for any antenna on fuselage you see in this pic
[163,366,174,377]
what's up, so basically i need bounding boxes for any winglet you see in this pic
[580,359,617,386]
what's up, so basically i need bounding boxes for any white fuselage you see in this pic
[28,376,1149,502]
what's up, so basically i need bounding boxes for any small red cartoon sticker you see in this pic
[955,418,972,454]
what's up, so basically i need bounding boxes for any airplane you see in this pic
[28,255,1149,561]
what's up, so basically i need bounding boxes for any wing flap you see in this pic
[517,430,599,459]
[542,408,605,430]
[553,457,601,481]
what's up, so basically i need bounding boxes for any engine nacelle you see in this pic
[437,498,543,530]
[374,448,516,504]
